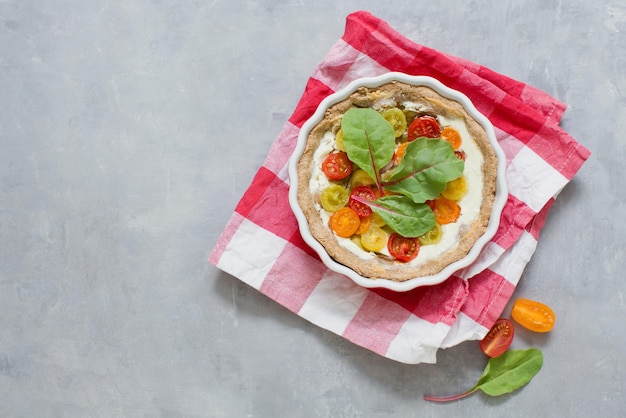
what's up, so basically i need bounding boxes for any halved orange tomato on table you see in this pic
[511,298,556,333]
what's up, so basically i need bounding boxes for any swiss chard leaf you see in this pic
[383,137,465,203]
[424,348,544,402]
[341,108,395,192]
[369,195,435,238]
[473,347,544,397]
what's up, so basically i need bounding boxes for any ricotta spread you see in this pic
[309,103,484,269]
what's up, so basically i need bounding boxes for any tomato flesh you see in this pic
[360,225,387,252]
[321,152,353,180]
[440,126,462,149]
[349,185,377,218]
[479,318,514,358]
[381,107,407,138]
[328,207,360,238]
[431,197,461,224]
[407,115,441,141]
[387,233,420,262]
[511,298,556,333]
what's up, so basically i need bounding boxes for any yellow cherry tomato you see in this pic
[418,223,442,245]
[349,169,376,188]
[335,128,346,152]
[360,225,387,252]
[320,184,349,212]
[441,176,468,201]
[380,107,407,138]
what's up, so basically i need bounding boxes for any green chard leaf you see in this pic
[369,195,435,238]
[424,348,544,402]
[341,108,395,192]
[383,137,465,203]
[473,347,544,397]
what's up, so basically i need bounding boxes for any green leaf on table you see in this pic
[383,137,464,203]
[341,108,395,192]
[424,348,544,402]
[474,347,544,396]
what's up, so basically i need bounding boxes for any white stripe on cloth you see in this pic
[217,217,288,290]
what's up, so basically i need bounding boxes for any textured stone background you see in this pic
[1,1,624,417]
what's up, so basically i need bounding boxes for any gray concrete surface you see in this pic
[1,1,624,417]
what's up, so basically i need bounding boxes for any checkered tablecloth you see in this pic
[210,11,590,364]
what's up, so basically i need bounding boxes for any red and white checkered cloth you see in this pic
[209,11,590,364]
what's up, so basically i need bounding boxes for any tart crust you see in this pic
[296,81,498,282]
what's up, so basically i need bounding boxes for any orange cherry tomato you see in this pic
[431,197,461,224]
[440,126,462,150]
[393,142,408,164]
[321,151,353,181]
[328,207,360,238]
[511,298,556,333]
[349,185,377,218]
[387,233,420,262]
[479,318,515,358]
[355,215,371,235]
[407,115,441,141]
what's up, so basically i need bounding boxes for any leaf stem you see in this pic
[423,388,477,402]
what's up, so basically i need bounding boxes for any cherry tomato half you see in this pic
[479,318,515,358]
[430,197,461,224]
[440,126,462,149]
[328,207,360,238]
[349,185,377,218]
[511,298,556,333]
[387,233,420,262]
[321,151,353,181]
[407,115,441,141]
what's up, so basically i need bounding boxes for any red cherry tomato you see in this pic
[407,115,441,141]
[321,152,353,180]
[349,185,377,218]
[479,318,515,358]
[511,298,556,333]
[387,233,420,262]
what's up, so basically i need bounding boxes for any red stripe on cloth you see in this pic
[493,194,538,251]
[235,167,299,242]
[460,269,516,329]
[453,57,567,122]
[288,77,335,128]
[342,292,413,357]
[235,166,277,218]
[288,229,321,260]
[526,198,555,240]
[260,243,327,313]
[527,124,592,180]
[372,276,469,326]
[487,93,545,145]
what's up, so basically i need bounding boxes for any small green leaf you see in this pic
[473,348,544,396]
[424,348,544,402]
[370,195,435,238]
[384,137,464,203]
[341,108,395,191]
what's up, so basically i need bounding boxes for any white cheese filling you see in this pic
[309,106,484,269]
